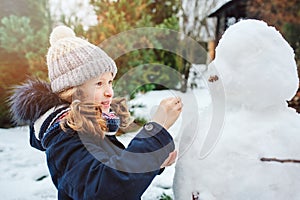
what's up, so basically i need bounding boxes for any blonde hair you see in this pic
[58,87,132,138]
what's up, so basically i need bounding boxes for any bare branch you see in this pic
[260,157,300,163]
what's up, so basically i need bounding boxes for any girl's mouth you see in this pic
[101,100,111,108]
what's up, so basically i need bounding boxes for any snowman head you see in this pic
[213,19,298,109]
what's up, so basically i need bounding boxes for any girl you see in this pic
[9,26,182,199]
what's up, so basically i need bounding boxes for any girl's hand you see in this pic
[161,150,177,168]
[152,97,183,130]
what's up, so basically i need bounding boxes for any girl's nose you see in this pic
[104,86,113,97]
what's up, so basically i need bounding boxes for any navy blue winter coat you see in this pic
[9,80,175,200]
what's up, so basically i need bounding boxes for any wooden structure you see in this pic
[208,0,250,59]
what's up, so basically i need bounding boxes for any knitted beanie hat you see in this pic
[47,26,117,93]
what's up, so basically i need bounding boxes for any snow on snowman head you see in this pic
[213,19,299,109]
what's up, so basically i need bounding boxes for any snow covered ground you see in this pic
[0,126,57,200]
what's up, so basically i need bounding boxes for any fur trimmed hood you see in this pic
[8,78,67,125]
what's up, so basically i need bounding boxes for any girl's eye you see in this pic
[96,80,113,86]
[97,82,103,86]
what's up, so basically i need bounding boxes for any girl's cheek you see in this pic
[94,90,104,102]
[111,89,114,98]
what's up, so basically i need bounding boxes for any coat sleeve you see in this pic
[45,122,175,200]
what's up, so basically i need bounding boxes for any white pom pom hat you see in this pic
[47,26,117,93]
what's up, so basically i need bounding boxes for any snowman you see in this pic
[173,19,300,200]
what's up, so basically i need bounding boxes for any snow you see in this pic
[0,127,57,199]
[173,19,300,200]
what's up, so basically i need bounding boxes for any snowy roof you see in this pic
[208,0,235,17]
[208,0,250,18]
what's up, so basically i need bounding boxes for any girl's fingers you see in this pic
[160,151,178,168]
[174,100,183,111]
[169,151,177,164]
[173,97,181,104]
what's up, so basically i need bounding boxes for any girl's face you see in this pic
[80,72,114,114]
